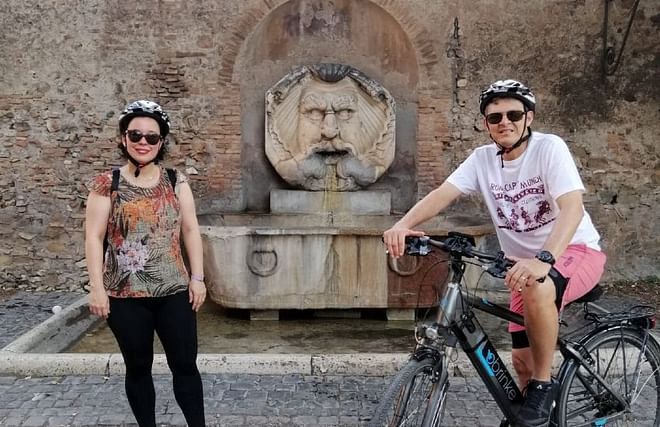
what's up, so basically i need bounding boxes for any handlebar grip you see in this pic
[405,236,431,256]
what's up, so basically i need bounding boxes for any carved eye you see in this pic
[305,109,325,121]
[336,109,353,120]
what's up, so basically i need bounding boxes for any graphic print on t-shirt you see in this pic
[491,175,555,233]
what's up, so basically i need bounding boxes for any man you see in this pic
[383,79,606,427]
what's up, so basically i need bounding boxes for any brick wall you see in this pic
[0,0,657,291]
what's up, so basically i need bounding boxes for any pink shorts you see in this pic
[509,244,607,333]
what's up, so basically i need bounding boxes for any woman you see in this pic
[85,100,206,427]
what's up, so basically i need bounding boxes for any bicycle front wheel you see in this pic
[369,356,449,427]
[556,327,660,426]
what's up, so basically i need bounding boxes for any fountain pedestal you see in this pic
[270,189,391,215]
[200,196,493,312]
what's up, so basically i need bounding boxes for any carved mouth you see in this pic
[313,148,350,165]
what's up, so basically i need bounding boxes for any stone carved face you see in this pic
[266,64,395,191]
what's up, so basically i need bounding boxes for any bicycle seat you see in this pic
[567,284,603,306]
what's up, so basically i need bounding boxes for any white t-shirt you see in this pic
[446,131,601,258]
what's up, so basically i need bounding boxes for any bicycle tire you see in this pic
[556,327,660,426]
[369,356,449,427]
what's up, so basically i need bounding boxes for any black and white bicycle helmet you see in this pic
[118,100,171,137]
[479,79,536,114]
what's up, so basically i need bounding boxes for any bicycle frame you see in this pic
[426,270,526,422]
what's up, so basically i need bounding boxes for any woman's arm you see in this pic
[178,182,206,311]
[85,191,111,318]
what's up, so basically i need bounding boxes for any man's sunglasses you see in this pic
[485,110,527,125]
[125,129,162,145]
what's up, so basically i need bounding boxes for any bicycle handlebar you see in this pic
[405,232,514,279]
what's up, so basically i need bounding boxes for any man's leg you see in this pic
[513,246,605,426]
[513,278,559,426]
[521,276,558,382]
[511,344,533,387]
[508,280,556,386]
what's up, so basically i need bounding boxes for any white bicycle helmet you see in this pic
[118,100,171,137]
[479,80,536,114]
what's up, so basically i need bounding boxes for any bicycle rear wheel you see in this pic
[369,356,449,427]
[556,327,660,426]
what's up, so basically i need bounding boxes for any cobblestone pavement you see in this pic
[0,373,504,427]
[0,292,82,349]
[1,292,657,426]
[0,292,507,426]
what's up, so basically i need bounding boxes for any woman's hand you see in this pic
[189,279,207,312]
[88,286,110,319]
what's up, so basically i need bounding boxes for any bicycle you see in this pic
[370,232,659,426]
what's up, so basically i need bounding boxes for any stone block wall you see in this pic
[0,0,657,291]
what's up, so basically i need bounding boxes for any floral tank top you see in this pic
[88,168,189,298]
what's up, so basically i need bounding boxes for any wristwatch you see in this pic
[535,250,555,265]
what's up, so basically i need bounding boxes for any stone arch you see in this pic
[218,0,439,86]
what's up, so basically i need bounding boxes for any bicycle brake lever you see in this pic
[486,251,513,278]
[486,265,506,279]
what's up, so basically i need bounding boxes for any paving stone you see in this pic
[20,416,47,427]
[70,414,99,426]
[45,416,74,427]
[1,417,27,427]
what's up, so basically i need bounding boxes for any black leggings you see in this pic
[107,292,205,427]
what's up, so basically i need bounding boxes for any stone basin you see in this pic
[199,213,492,311]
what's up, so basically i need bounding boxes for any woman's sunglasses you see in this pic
[125,129,162,145]
[485,110,526,125]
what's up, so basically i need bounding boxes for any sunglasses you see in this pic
[125,129,162,145]
[485,110,527,125]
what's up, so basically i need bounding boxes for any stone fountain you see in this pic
[199,64,491,319]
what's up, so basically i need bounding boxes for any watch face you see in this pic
[536,250,555,264]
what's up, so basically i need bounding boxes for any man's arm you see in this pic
[383,181,463,258]
[505,190,584,289]
[540,190,584,259]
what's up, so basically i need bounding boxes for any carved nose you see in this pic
[321,111,338,139]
